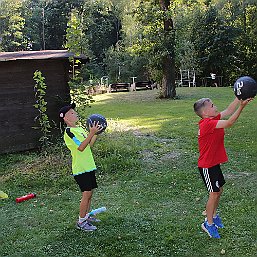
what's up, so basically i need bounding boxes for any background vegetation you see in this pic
[0,0,256,87]
[1,88,257,256]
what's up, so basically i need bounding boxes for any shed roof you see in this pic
[0,50,88,62]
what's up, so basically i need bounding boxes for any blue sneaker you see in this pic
[201,221,220,238]
[213,214,224,228]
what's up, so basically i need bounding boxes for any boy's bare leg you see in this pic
[87,197,92,213]
[206,191,222,224]
[213,187,223,217]
[203,187,223,217]
[80,190,93,218]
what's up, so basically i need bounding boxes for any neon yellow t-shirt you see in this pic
[64,127,96,175]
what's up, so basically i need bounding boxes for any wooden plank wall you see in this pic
[0,59,71,153]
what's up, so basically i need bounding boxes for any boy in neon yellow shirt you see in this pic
[59,103,103,231]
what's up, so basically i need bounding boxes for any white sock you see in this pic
[79,214,89,223]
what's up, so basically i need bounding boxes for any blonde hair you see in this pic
[193,98,211,117]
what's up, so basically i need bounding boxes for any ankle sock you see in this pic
[79,214,89,223]
[207,221,214,226]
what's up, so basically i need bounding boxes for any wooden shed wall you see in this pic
[0,59,71,153]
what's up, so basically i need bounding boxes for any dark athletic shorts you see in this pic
[74,170,98,192]
[199,164,225,192]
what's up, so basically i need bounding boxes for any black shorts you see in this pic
[74,170,98,192]
[199,164,225,192]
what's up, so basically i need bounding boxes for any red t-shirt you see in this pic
[198,113,228,168]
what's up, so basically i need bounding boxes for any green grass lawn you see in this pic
[1,88,257,257]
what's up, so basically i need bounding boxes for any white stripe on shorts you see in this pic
[203,168,213,192]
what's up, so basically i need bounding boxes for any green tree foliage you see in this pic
[192,5,237,77]
[1,0,257,87]
[173,1,200,73]
[104,43,149,82]
[193,1,256,83]
[80,1,122,79]
[121,0,176,98]
[21,0,44,50]
[0,0,26,51]
[43,0,84,49]
[65,8,94,116]
[20,0,84,50]
[236,3,257,80]
[65,9,88,56]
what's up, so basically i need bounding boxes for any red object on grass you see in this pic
[16,193,36,203]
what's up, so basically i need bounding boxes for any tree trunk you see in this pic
[159,0,176,98]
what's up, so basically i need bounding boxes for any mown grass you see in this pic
[1,88,257,257]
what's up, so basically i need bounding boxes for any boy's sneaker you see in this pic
[87,216,101,223]
[201,221,220,238]
[213,214,224,228]
[76,221,97,231]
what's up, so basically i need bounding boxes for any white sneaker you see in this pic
[76,221,97,231]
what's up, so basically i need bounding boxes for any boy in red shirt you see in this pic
[193,97,252,238]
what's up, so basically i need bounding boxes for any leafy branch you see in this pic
[33,70,52,150]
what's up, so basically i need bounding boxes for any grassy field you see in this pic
[1,87,257,257]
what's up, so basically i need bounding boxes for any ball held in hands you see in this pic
[86,114,107,135]
[233,76,257,100]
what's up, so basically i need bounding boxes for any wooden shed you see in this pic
[0,50,87,154]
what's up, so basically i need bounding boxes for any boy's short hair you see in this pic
[59,103,76,120]
[193,98,210,117]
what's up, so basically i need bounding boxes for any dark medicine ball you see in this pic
[86,114,107,135]
[234,76,257,100]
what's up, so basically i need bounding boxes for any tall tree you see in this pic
[125,0,176,98]
[43,0,83,49]
[22,0,45,50]
[0,0,26,51]
[21,0,84,50]
[237,2,257,80]
[159,0,176,98]
[71,0,122,80]
[65,9,88,56]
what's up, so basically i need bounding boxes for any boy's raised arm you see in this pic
[89,135,97,147]
[217,98,252,129]
[78,122,101,151]
[220,97,240,119]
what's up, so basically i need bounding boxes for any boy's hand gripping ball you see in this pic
[234,76,257,100]
[86,114,107,135]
